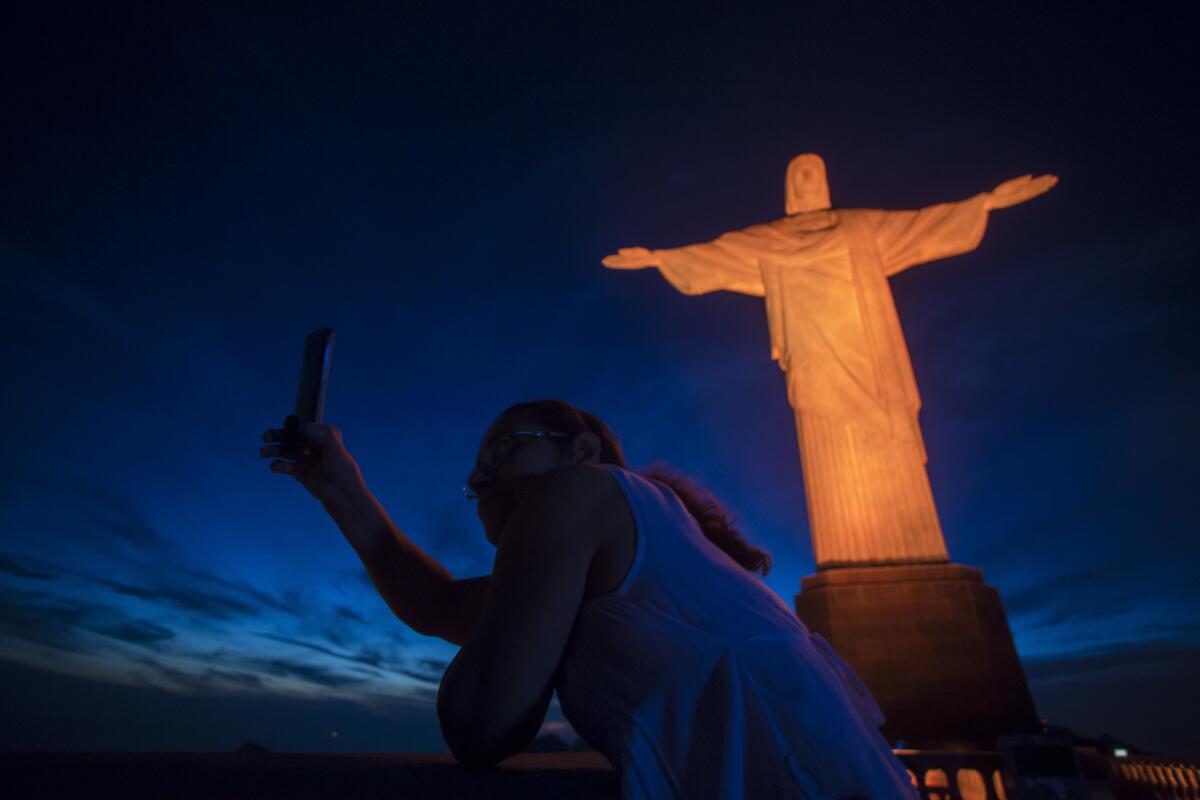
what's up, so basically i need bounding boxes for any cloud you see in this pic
[1,474,410,701]
[1136,622,1200,638]
[1002,559,1140,623]
[133,651,367,692]
[995,551,1198,649]
[129,656,218,692]
[317,624,351,648]
[1025,605,1132,630]
[0,474,184,568]
[1,515,431,706]
[393,668,441,685]
[80,510,170,553]
[0,585,95,654]
[0,478,307,628]
[178,566,302,617]
[1024,637,1200,685]
[88,575,263,621]
[249,632,444,689]
[0,656,445,751]
[408,686,438,701]
[251,657,368,688]
[1,476,134,535]
[253,631,395,670]
[0,581,181,654]
[392,657,450,686]
[92,619,176,646]
[0,579,379,696]
[335,605,368,623]
[199,666,267,690]
[115,651,269,692]
[0,553,58,581]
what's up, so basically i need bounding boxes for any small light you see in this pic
[1114,748,1127,758]
[331,731,339,738]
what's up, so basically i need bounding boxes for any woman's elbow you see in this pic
[441,718,511,768]
[447,739,502,769]
[438,691,500,767]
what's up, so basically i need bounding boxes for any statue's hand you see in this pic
[602,247,662,270]
[985,173,1059,210]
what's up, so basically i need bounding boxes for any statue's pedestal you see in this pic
[794,562,1040,749]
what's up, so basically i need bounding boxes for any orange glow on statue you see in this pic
[604,154,1056,569]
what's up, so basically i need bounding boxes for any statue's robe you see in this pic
[648,195,990,567]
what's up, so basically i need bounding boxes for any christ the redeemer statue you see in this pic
[603,154,1056,569]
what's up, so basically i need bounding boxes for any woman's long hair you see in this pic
[500,399,772,577]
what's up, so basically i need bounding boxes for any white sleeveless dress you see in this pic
[552,465,919,799]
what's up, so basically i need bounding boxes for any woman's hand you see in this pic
[260,415,365,505]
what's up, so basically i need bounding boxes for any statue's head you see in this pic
[785,153,831,214]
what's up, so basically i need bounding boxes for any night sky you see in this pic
[2,2,1197,759]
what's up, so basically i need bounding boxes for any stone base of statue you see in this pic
[793,562,1040,749]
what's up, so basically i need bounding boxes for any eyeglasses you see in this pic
[463,430,570,500]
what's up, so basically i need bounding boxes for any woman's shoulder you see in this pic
[560,465,638,600]
[535,462,624,497]
[529,464,633,535]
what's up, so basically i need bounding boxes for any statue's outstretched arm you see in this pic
[871,174,1057,277]
[602,228,768,298]
[984,174,1058,210]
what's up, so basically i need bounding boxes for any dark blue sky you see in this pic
[2,2,1197,758]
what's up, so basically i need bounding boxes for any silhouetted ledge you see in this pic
[0,750,619,799]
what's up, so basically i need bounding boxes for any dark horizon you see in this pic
[1,3,1196,759]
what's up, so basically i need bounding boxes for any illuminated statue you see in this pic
[603,154,1056,569]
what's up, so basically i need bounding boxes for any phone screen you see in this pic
[294,327,335,426]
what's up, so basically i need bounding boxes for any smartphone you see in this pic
[294,327,335,427]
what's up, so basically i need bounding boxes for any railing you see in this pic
[896,750,1011,800]
[895,748,1200,800]
[1074,749,1200,800]
[5,748,1195,798]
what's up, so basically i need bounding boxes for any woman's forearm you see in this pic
[319,479,453,637]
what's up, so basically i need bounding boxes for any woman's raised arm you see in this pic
[437,575,492,646]
[261,417,456,638]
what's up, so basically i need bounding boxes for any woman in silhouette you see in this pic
[260,398,917,799]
